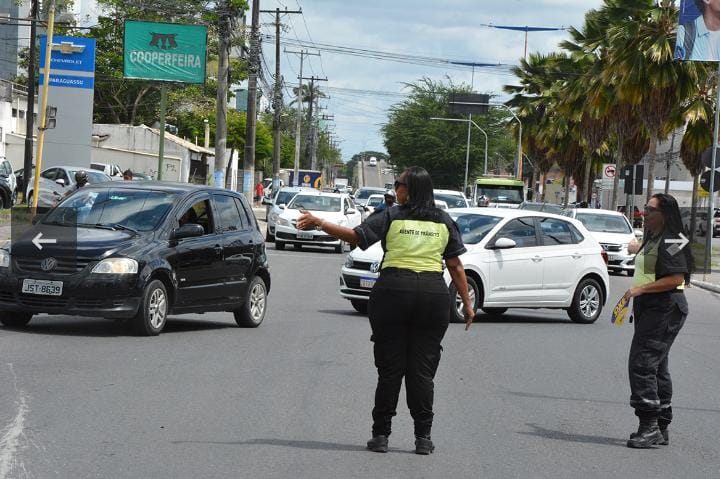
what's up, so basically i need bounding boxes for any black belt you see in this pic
[381,267,443,277]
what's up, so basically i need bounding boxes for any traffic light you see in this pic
[45,105,57,129]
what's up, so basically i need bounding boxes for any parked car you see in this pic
[14,166,34,201]
[353,187,386,207]
[0,159,17,208]
[26,166,112,207]
[519,201,564,215]
[274,191,362,253]
[697,208,720,237]
[433,189,470,209]
[340,208,609,323]
[0,182,270,335]
[565,208,637,275]
[264,186,314,242]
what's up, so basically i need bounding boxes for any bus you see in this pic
[474,177,526,208]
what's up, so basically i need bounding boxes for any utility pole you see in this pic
[286,49,319,185]
[22,0,38,203]
[260,7,301,193]
[215,0,232,188]
[300,75,327,170]
[242,0,260,202]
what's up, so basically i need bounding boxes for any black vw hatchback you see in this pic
[0,183,270,335]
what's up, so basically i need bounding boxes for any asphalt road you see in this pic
[1,246,720,478]
[357,159,395,189]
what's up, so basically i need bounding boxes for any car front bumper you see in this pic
[606,252,635,272]
[0,270,143,319]
[339,266,378,301]
[275,225,341,246]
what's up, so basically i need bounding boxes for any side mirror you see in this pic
[55,179,66,186]
[489,237,517,250]
[261,197,272,205]
[278,204,286,210]
[346,208,356,215]
[171,223,205,240]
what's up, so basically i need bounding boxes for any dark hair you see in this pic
[123,169,133,178]
[400,166,440,219]
[652,193,694,284]
[695,0,705,13]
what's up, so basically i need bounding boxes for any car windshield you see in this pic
[477,186,523,203]
[450,213,502,244]
[367,196,384,207]
[434,193,467,208]
[521,203,563,214]
[355,189,383,200]
[68,169,110,184]
[44,188,178,231]
[290,194,342,212]
[575,213,631,234]
[275,190,299,206]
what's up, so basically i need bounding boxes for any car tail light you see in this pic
[601,250,608,265]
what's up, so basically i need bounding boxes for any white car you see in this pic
[368,158,377,167]
[565,208,639,275]
[340,208,609,323]
[275,191,362,253]
[434,189,470,209]
[360,194,386,219]
[26,166,112,207]
[263,186,315,242]
[353,187,386,207]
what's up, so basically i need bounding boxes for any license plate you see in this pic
[22,279,63,296]
[608,254,619,262]
[297,231,314,240]
[360,278,376,289]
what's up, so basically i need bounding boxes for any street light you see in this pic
[430,117,489,192]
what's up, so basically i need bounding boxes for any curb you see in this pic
[690,279,720,294]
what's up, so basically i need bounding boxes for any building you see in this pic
[0,0,31,81]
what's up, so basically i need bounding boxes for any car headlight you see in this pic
[0,250,9,269]
[268,211,278,223]
[92,258,138,274]
[344,256,353,268]
[277,217,290,227]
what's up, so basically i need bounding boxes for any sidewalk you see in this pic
[691,271,720,294]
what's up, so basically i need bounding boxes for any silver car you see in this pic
[264,186,315,242]
[26,166,112,207]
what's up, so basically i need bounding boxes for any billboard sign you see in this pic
[124,21,207,83]
[675,0,720,61]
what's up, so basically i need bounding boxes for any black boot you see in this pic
[366,435,389,453]
[658,425,669,446]
[627,417,663,448]
[415,436,434,455]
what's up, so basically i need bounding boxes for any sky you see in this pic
[255,0,606,162]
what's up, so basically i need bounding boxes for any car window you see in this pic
[290,194,341,212]
[41,168,58,180]
[275,190,298,206]
[179,198,214,235]
[539,218,577,245]
[234,197,256,230]
[0,161,10,175]
[366,196,384,207]
[495,218,538,247]
[214,194,244,233]
[451,213,502,244]
[434,192,467,208]
[575,213,631,234]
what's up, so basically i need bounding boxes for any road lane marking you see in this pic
[0,364,29,479]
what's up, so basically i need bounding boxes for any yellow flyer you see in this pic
[611,296,630,326]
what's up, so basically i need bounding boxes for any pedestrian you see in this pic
[255,182,264,205]
[297,166,475,455]
[123,169,133,181]
[373,189,396,213]
[623,193,692,448]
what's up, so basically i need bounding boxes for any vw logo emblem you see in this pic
[41,257,58,272]
[370,261,381,273]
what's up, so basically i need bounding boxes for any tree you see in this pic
[383,78,515,190]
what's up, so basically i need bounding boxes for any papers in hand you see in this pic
[611,296,630,326]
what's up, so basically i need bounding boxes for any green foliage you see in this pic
[383,78,515,190]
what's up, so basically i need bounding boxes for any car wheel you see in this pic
[265,229,275,242]
[334,242,343,253]
[234,276,267,327]
[132,279,168,336]
[293,243,302,250]
[275,240,285,250]
[448,275,479,323]
[625,269,634,277]
[0,312,33,328]
[350,299,368,314]
[567,277,603,324]
[482,307,507,316]
[0,191,7,209]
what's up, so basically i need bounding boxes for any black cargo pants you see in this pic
[629,290,688,427]
[367,268,451,438]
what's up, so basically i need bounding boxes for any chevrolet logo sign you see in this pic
[52,42,85,54]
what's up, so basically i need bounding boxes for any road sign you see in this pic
[603,164,616,179]
[449,93,490,115]
[123,21,207,84]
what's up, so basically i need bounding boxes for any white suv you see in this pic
[340,208,609,323]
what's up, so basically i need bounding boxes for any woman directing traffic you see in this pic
[297,166,475,455]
